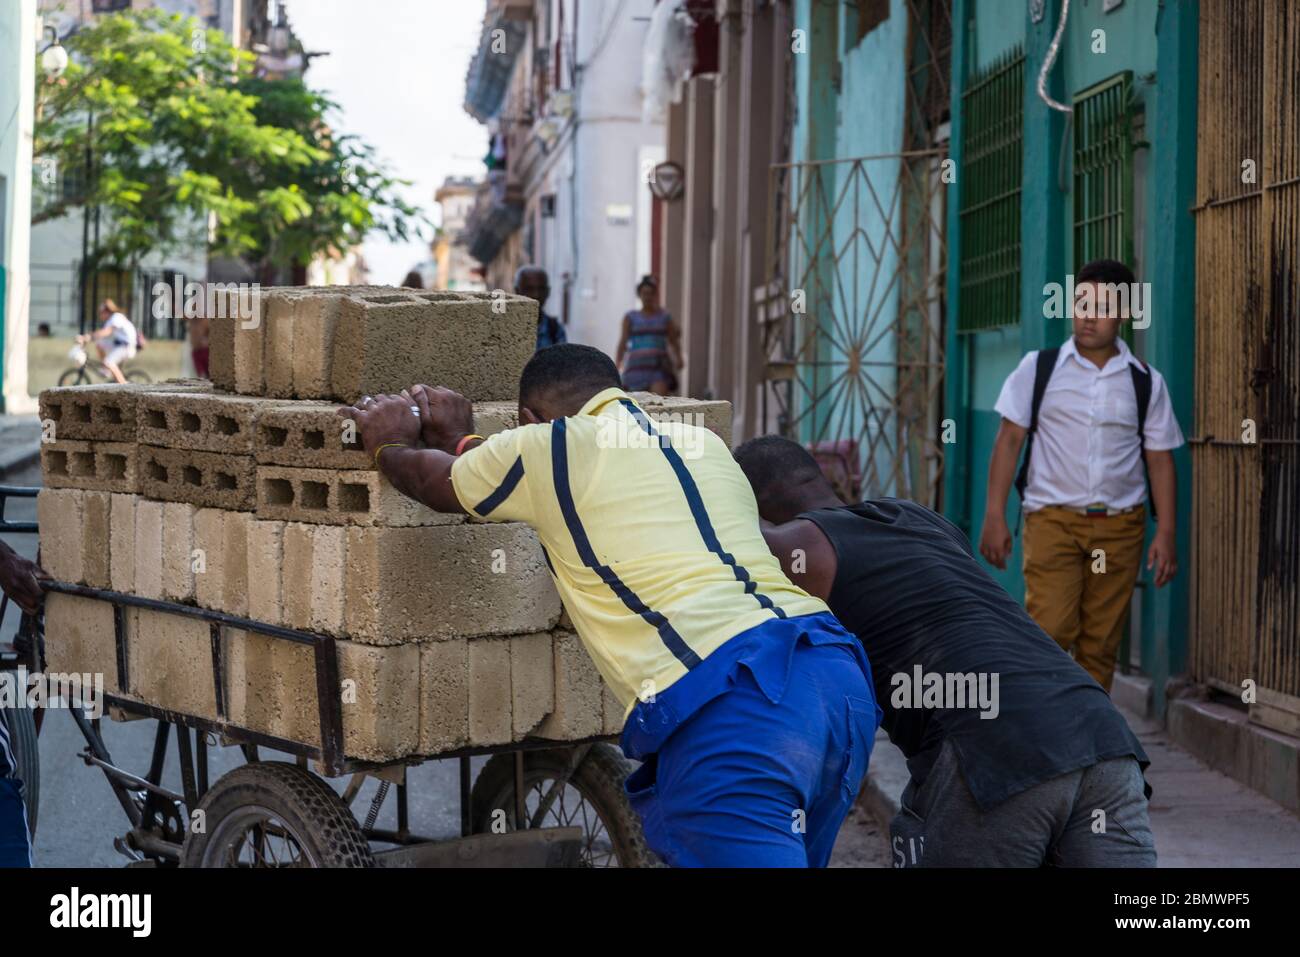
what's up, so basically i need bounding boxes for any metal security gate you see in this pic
[759,0,950,508]
[1191,0,1300,734]
[761,152,948,506]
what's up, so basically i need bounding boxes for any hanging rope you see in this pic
[1036,0,1074,114]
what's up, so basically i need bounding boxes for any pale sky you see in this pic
[290,0,489,285]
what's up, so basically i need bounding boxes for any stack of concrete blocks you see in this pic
[38,286,736,767]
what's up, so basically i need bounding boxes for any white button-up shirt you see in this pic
[995,337,1185,512]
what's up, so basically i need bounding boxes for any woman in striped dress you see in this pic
[616,275,682,395]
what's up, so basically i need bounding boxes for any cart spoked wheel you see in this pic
[181,762,373,868]
[470,743,659,868]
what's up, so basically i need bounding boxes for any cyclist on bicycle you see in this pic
[0,541,44,867]
[78,299,141,385]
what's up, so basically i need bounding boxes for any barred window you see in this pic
[958,48,1025,333]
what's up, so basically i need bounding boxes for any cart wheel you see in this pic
[180,762,373,868]
[1,703,39,839]
[470,743,659,868]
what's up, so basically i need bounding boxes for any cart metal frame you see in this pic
[2,484,622,868]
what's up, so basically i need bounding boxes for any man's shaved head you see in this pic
[734,435,841,524]
[518,343,621,422]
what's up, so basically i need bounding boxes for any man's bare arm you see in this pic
[376,446,467,515]
[978,418,1027,569]
[760,520,837,601]
[1144,448,1178,586]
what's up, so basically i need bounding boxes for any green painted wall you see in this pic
[947,0,1199,708]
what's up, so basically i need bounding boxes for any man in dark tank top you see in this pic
[734,436,1156,868]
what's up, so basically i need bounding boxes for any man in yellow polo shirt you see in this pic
[339,344,880,867]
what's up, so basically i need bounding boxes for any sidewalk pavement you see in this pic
[0,414,41,481]
[859,706,1300,867]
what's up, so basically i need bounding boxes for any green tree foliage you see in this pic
[34,9,423,272]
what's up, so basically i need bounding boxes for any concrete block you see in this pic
[222,628,277,734]
[263,294,299,398]
[468,637,512,746]
[510,631,555,740]
[132,499,164,600]
[343,523,561,644]
[337,641,420,760]
[535,630,603,741]
[81,490,113,589]
[43,592,122,698]
[206,284,263,392]
[309,525,346,635]
[629,392,735,448]
[232,293,268,395]
[331,291,536,403]
[216,284,390,398]
[601,680,626,737]
[39,381,209,442]
[290,295,346,399]
[138,446,256,510]
[128,608,218,720]
[246,520,284,626]
[225,628,419,761]
[221,511,251,617]
[161,502,196,602]
[280,522,315,630]
[254,401,368,470]
[194,508,252,614]
[255,465,461,527]
[209,313,236,391]
[42,439,138,493]
[475,401,519,437]
[136,392,269,454]
[109,493,137,593]
[36,488,84,584]
[418,638,469,755]
[192,509,223,609]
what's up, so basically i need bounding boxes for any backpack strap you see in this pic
[1014,347,1061,507]
[1129,359,1155,519]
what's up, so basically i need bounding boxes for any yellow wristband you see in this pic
[373,442,409,468]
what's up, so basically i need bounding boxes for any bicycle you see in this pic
[57,342,152,386]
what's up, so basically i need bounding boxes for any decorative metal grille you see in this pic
[762,151,948,505]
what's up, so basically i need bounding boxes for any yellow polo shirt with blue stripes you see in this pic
[450,387,828,713]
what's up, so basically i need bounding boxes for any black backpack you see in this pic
[1013,346,1155,520]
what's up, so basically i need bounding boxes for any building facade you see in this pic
[653,0,1300,806]
[462,0,665,359]
[433,176,485,292]
[0,0,38,412]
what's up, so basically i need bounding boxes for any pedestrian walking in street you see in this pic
[616,275,681,395]
[339,344,881,867]
[735,436,1156,867]
[978,259,1185,691]
[514,265,566,351]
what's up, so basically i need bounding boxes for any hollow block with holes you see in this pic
[136,392,272,454]
[40,439,139,494]
[137,445,256,510]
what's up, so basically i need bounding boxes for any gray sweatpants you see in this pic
[889,740,1156,867]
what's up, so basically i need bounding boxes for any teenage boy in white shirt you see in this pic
[979,259,1185,691]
